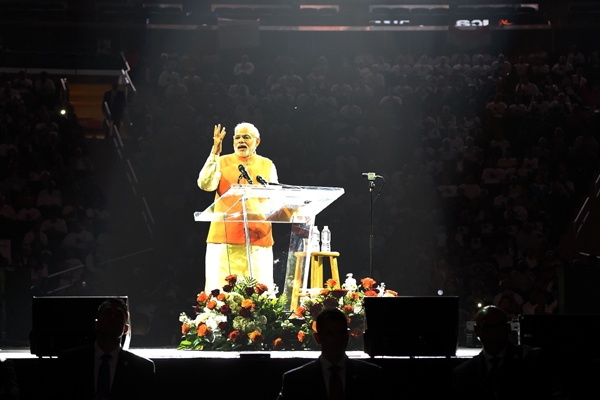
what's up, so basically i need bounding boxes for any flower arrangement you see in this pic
[178,273,397,351]
[178,275,288,350]
[290,274,398,350]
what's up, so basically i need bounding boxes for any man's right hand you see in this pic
[212,124,226,155]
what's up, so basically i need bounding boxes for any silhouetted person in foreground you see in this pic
[0,358,19,400]
[453,305,562,400]
[56,298,155,400]
[277,308,382,400]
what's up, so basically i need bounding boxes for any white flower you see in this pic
[233,316,246,331]
[343,273,358,292]
[281,320,294,330]
[228,292,244,305]
[246,321,257,333]
[179,313,190,323]
[257,315,268,328]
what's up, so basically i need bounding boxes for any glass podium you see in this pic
[194,184,344,310]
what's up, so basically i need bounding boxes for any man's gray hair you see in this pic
[235,122,260,138]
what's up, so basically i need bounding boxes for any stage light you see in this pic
[437,290,443,295]
[60,109,66,115]
[477,302,483,308]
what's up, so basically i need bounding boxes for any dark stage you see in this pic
[3,345,599,399]
[3,347,478,399]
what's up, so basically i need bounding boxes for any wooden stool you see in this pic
[290,251,341,310]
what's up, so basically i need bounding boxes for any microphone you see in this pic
[256,175,269,186]
[362,172,383,181]
[238,164,253,184]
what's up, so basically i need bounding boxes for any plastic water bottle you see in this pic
[321,225,331,252]
[311,226,320,253]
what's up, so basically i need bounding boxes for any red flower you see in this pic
[326,279,337,289]
[309,303,323,316]
[248,330,264,344]
[228,330,241,342]
[223,284,233,293]
[342,304,354,314]
[255,283,268,294]
[364,290,378,297]
[240,307,252,318]
[197,292,209,303]
[245,287,255,296]
[218,321,228,331]
[206,300,217,310]
[211,289,220,297]
[297,331,306,342]
[349,292,360,300]
[197,324,209,337]
[273,338,284,350]
[294,306,306,317]
[225,274,238,285]
[323,297,339,309]
[361,277,376,289]
[331,289,348,299]
[220,304,231,314]
[181,323,190,335]
[350,327,363,338]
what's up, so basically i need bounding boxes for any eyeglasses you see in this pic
[233,134,255,141]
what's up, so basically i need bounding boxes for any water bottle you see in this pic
[311,226,320,253]
[321,225,331,252]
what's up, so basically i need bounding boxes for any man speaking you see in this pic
[198,122,278,291]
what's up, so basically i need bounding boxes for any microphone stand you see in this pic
[368,178,375,278]
[362,172,384,279]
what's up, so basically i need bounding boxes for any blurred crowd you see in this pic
[2,40,600,346]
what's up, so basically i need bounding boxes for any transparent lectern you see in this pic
[194,184,344,310]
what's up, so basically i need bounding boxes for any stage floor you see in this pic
[0,346,481,359]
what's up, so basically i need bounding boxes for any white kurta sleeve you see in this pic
[198,153,221,192]
[270,163,279,184]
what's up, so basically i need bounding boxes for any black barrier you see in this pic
[29,296,130,357]
[363,296,459,357]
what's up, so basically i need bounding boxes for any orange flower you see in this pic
[312,320,317,332]
[197,324,209,337]
[364,290,378,297]
[320,289,330,296]
[326,279,337,288]
[255,283,269,294]
[361,277,376,289]
[206,300,217,310]
[225,274,238,285]
[342,304,354,314]
[242,299,254,309]
[350,327,363,338]
[217,293,226,301]
[294,306,306,317]
[181,323,190,335]
[385,290,398,296]
[228,330,241,342]
[273,338,284,350]
[349,292,360,300]
[197,291,209,303]
[297,331,306,342]
[248,330,264,344]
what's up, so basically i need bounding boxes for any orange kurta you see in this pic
[206,153,274,247]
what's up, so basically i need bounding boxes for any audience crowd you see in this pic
[0,69,112,327]
[129,43,600,344]
[2,40,600,347]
